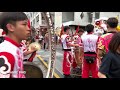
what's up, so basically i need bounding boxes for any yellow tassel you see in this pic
[116,25,120,32]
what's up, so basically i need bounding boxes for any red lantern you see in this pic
[95,21,100,26]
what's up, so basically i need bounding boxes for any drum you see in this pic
[28,42,41,51]
[23,61,43,78]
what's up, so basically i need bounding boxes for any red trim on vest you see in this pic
[2,31,6,35]
[5,37,21,47]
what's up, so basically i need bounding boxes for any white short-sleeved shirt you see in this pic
[81,34,99,53]
[61,34,71,49]
[0,37,25,78]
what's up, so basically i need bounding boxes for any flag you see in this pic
[75,25,79,34]
[28,19,31,28]
[2,31,6,35]
[60,24,64,38]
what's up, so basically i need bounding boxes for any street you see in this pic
[35,44,64,78]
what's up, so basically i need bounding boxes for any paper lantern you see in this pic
[95,21,100,26]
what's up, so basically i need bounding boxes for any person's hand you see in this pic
[75,44,79,47]
[77,62,81,67]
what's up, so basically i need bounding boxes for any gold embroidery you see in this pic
[98,40,104,50]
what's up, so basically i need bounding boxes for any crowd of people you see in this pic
[0,12,120,78]
[60,17,120,78]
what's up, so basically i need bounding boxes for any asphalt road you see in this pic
[36,44,64,78]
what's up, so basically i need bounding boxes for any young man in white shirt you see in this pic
[0,12,31,78]
[60,26,79,78]
[81,24,99,78]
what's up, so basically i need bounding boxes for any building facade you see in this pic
[25,12,47,36]
[24,12,120,35]
[62,12,120,26]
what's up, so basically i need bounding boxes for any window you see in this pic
[33,19,35,26]
[62,12,74,23]
[30,13,32,18]
[36,15,39,22]
[41,13,45,20]
[33,12,35,16]
[26,14,29,19]
[95,12,100,19]
[87,12,93,23]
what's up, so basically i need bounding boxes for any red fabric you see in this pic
[62,51,73,75]
[60,24,64,38]
[5,37,21,47]
[28,51,36,62]
[82,54,98,78]
[95,21,100,26]
[36,35,39,39]
[2,31,6,35]
[75,25,79,34]
[98,33,114,53]
[72,58,77,68]
[28,20,31,28]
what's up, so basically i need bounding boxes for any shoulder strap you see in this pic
[0,36,5,43]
